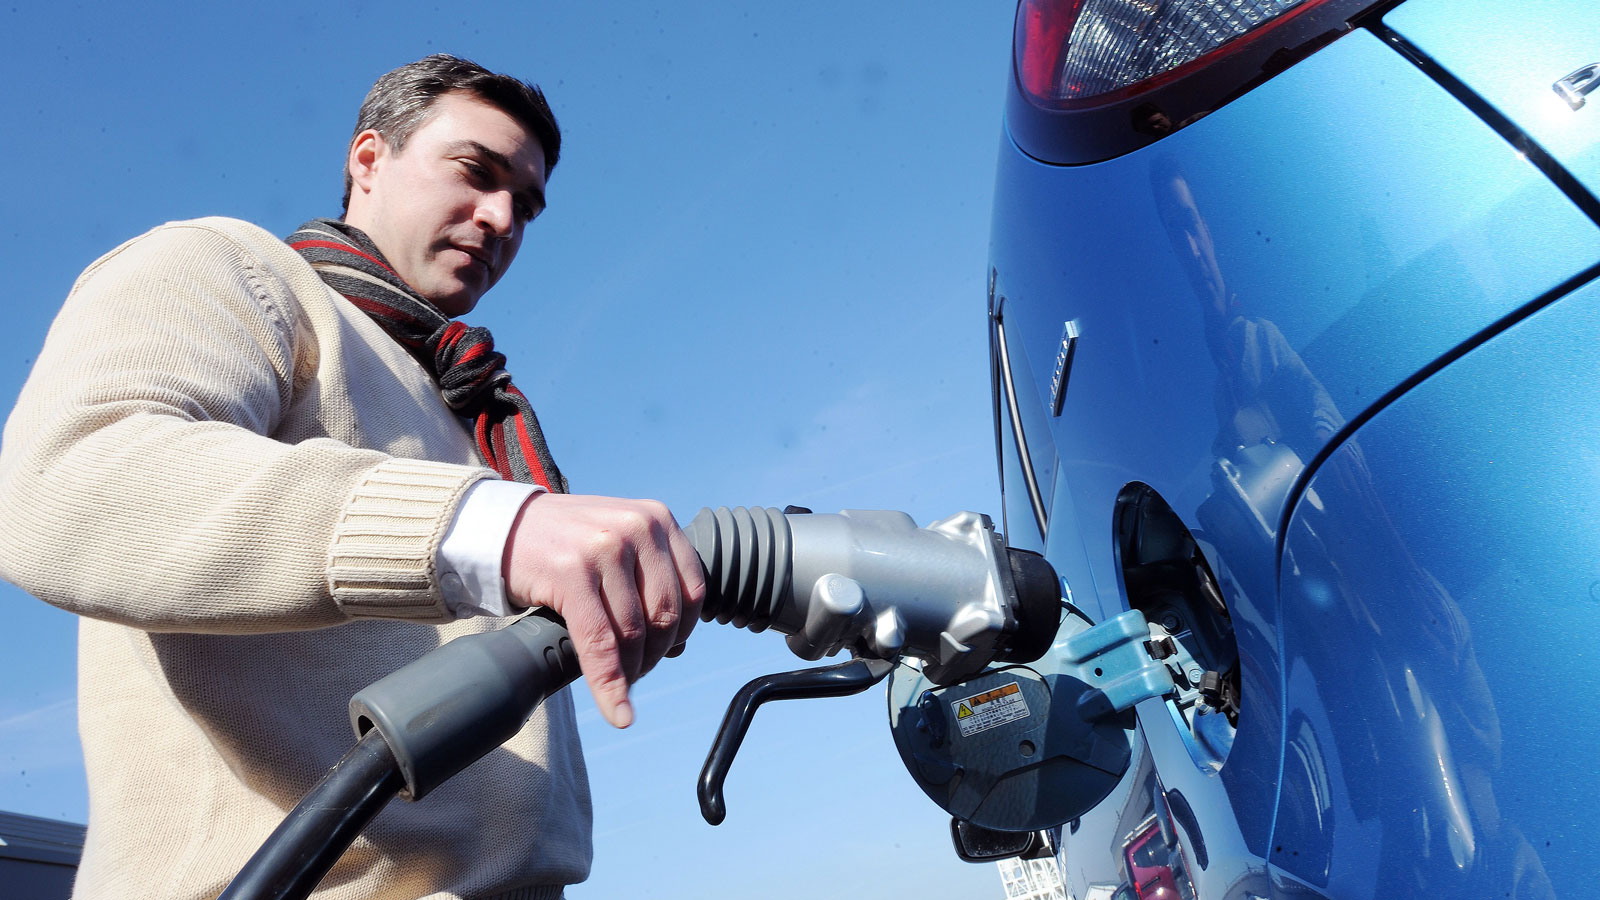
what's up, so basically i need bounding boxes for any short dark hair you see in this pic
[342,54,561,212]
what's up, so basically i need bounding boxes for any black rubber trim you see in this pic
[1272,260,1600,566]
[999,548,1063,664]
[1372,22,1600,228]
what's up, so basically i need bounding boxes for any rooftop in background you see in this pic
[1,810,85,900]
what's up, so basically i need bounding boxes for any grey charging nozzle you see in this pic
[684,506,1061,684]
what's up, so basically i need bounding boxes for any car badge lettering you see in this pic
[1050,320,1080,417]
[1554,63,1600,110]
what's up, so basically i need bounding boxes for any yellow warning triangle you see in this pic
[957,703,973,718]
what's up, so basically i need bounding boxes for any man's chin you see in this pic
[418,271,485,317]
[425,286,478,318]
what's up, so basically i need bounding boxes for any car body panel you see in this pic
[1273,274,1600,899]
[1385,0,1600,206]
[989,17,1600,900]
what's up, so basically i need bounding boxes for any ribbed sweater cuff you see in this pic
[327,458,494,619]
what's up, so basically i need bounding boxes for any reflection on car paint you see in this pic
[1270,283,1600,896]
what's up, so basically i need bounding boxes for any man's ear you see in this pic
[347,129,388,195]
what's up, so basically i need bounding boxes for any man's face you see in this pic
[345,91,548,317]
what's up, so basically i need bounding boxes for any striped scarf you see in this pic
[288,218,567,493]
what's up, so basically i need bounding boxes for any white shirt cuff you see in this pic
[437,479,543,619]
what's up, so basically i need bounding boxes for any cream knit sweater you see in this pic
[0,218,590,900]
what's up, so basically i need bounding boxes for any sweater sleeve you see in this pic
[0,221,491,633]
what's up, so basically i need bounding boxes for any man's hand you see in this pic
[502,493,706,728]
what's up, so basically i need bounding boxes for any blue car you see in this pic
[982,0,1600,897]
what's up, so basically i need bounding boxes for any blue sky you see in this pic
[0,3,1017,896]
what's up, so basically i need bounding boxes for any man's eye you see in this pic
[461,161,489,180]
[515,202,536,222]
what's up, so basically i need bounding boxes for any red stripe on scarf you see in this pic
[441,321,467,352]
[512,412,553,491]
[290,239,396,274]
[341,295,431,336]
[489,421,513,481]
[474,413,498,473]
[457,342,490,366]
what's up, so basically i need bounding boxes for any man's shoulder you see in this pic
[105,216,294,264]
[165,215,283,242]
[66,217,341,332]
[80,217,323,295]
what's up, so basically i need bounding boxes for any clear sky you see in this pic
[0,2,1017,897]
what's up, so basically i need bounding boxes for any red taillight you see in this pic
[1019,0,1085,98]
[1015,0,1334,108]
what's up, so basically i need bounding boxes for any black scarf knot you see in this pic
[432,320,511,411]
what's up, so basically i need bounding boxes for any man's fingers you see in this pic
[633,517,690,676]
[555,581,634,729]
[598,547,647,687]
[502,493,708,727]
[665,520,707,647]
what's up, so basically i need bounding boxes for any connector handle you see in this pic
[348,607,581,801]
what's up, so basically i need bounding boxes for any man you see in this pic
[0,55,702,899]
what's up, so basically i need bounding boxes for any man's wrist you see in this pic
[437,479,543,618]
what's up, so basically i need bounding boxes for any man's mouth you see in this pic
[453,245,493,275]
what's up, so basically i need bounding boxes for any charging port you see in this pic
[1114,484,1240,771]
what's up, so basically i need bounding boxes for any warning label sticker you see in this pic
[952,681,1030,738]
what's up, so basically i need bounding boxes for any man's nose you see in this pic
[475,191,514,238]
